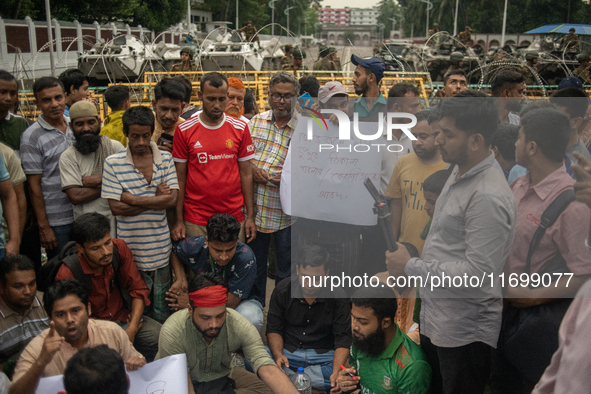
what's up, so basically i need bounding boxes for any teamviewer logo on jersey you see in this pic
[198,152,208,163]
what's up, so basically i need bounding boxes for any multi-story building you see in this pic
[349,7,379,26]
[318,6,350,26]
[318,6,378,26]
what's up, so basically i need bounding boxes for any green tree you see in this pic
[377,0,401,35]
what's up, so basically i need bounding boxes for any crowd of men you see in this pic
[1,51,591,394]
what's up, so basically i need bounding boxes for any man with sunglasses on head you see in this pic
[248,71,299,304]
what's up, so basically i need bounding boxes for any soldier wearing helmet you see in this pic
[574,53,591,85]
[444,51,464,78]
[284,47,309,74]
[314,46,338,71]
[239,21,260,44]
[458,26,473,46]
[171,47,199,72]
[563,27,579,51]
[281,44,294,70]
[428,23,440,46]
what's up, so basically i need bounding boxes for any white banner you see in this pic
[281,119,381,226]
[36,354,188,394]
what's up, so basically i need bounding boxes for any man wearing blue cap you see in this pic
[351,55,387,120]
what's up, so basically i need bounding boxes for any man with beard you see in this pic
[55,213,165,361]
[9,279,145,394]
[491,69,525,125]
[151,78,186,153]
[385,90,516,394]
[21,77,75,259]
[334,286,430,394]
[441,70,468,98]
[248,72,299,302]
[385,110,447,256]
[156,273,299,394]
[172,72,255,243]
[351,55,386,121]
[102,106,179,324]
[60,101,124,235]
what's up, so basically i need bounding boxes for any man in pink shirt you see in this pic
[532,152,591,394]
[494,107,591,392]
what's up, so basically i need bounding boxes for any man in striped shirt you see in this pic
[0,255,49,378]
[102,106,181,323]
[20,77,75,259]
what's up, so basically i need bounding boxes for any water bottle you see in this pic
[290,367,312,394]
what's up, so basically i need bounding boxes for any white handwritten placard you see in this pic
[281,118,381,226]
[36,354,188,394]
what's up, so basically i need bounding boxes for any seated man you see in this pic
[0,255,49,378]
[9,279,145,394]
[266,244,351,392]
[64,345,129,394]
[54,213,163,360]
[336,286,431,394]
[170,214,263,331]
[156,273,298,394]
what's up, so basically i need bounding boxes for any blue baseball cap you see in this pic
[351,55,385,82]
[558,76,584,90]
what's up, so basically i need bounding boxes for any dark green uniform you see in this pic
[350,328,431,394]
[281,55,293,69]
[563,33,579,51]
[240,24,259,44]
[314,57,337,71]
[574,67,591,84]
[171,62,198,72]
[459,31,472,46]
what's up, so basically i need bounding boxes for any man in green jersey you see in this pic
[333,286,431,394]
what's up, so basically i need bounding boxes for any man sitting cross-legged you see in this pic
[266,244,351,392]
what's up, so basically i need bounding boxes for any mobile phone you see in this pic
[298,92,313,109]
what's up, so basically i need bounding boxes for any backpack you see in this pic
[38,241,132,311]
[500,188,576,382]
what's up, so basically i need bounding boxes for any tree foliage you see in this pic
[393,0,591,38]
[0,0,187,32]
[377,0,402,34]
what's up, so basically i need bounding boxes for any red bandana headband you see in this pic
[189,285,228,308]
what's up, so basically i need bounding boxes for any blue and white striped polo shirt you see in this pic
[102,141,179,271]
[20,115,75,227]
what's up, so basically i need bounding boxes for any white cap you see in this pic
[318,81,348,103]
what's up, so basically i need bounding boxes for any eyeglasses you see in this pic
[270,93,294,102]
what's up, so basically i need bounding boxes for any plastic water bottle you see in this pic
[290,367,312,394]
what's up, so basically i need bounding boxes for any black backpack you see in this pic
[38,241,132,311]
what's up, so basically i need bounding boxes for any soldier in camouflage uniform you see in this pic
[239,21,260,44]
[574,53,591,85]
[444,52,464,79]
[171,47,199,72]
[428,23,440,46]
[458,26,473,46]
[314,47,338,71]
[521,52,539,86]
[281,44,294,69]
[284,47,309,74]
[563,28,579,51]
[330,47,342,71]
